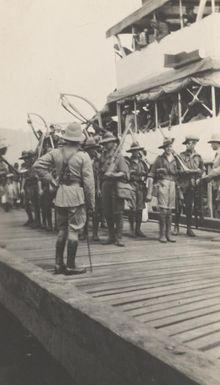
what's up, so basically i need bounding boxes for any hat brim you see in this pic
[182,139,199,145]
[61,134,85,142]
[158,138,175,149]
[126,147,144,152]
[208,140,220,144]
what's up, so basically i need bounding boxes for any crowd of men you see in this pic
[1,122,220,275]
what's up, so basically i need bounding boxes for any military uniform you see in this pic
[210,149,220,217]
[0,144,9,210]
[19,151,36,226]
[40,179,54,230]
[205,134,220,218]
[179,150,203,231]
[147,138,178,243]
[127,142,148,237]
[33,123,95,275]
[83,138,102,241]
[22,155,41,228]
[99,133,129,247]
[174,135,204,236]
[0,160,8,210]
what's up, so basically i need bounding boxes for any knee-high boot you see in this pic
[55,238,66,274]
[24,204,34,226]
[115,213,124,247]
[135,210,146,238]
[128,211,135,237]
[103,216,115,244]
[66,240,86,275]
[166,211,176,243]
[92,214,100,241]
[159,209,167,243]
[186,206,196,237]
[173,210,180,235]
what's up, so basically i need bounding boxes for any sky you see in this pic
[0,0,140,132]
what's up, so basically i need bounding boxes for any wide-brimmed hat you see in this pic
[126,141,144,153]
[99,132,117,145]
[61,122,84,142]
[208,133,220,144]
[182,135,199,145]
[158,137,175,149]
[83,137,100,150]
[19,150,35,160]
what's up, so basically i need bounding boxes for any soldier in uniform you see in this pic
[174,135,204,237]
[33,122,95,275]
[20,150,40,227]
[40,178,54,231]
[40,146,55,231]
[126,141,148,237]
[201,134,220,218]
[83,137,102,241]
[0,143,9,210]
[147,137,178,243]
[99,132,129,247]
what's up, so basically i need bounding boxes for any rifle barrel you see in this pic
[0,156,19,175]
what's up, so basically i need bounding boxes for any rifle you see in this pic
[106,122,134,174]
[0,156,19,176]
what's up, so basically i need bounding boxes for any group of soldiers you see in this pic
[0,144,20,211]
[2,121,220,275]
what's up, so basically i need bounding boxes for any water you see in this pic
[0,304,74,385]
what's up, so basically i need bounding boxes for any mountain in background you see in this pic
[0,128,38,164]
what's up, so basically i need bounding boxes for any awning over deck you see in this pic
[106,0,169,38]
[106,0,220,38]
[107,57,220,104]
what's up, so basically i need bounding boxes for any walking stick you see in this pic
[85,215,93,272]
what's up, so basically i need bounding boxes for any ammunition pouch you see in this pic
[117,181,133,200]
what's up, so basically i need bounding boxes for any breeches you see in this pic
[157,179,176,210]
[130,187,145,211]
[56,205,86,234]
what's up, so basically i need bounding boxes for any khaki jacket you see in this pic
[33,148,95,210]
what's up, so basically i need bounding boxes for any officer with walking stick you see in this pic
[33,122,95,275]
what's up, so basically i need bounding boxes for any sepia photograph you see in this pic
[0,0,220,384]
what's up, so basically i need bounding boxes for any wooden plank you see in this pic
[147,304,220,329]
[188,330,220,351]
[3,209,220,369]
[164,313,220,336]
[76,264,220,288]
[176,322,220,343]
[84,271,220,295]
[92,277,220,302]
[206,344,220,359]
[137,297,220,323]
[129,292,220,317]
[121,286,220,312]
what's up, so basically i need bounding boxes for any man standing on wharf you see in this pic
[33,123,95,275]
[99,132,129,247]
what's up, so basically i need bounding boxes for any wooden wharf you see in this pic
[0,209,220,384]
